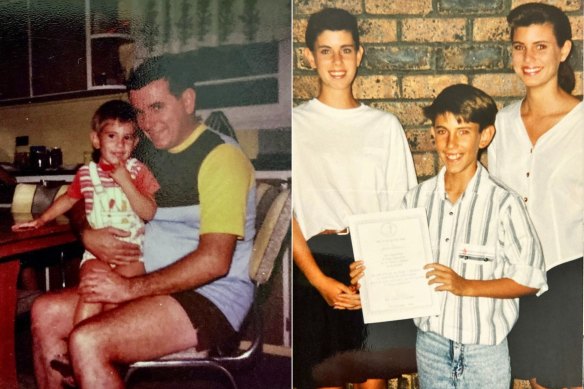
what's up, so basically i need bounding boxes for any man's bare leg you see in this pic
[68,294,199,388]
[31,288,78,389]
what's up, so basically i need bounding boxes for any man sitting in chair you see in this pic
[31,54,256,389]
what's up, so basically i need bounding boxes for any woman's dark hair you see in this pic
[508,2,575,93]
[305,8,360,51]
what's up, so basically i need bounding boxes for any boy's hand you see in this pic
[109,163,132,187]
[349,260,365,290]
[12,219,44,231]
[424,263,469,296]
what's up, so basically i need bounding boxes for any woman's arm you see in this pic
[293,217,358,307]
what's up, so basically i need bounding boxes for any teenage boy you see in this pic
[292,7,417,389]
[353,84,548,388]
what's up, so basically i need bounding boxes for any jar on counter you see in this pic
[48,147,63,169]
[30,146,49,171]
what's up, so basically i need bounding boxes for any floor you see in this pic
[15,314,292,389]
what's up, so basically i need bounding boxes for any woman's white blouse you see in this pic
[488,101,583,270]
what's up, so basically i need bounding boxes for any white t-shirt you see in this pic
[293,98,417,240]
[488,100,584,270]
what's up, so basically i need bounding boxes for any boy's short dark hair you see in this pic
[91,99,136,133]
[423,84,498,132]
[126,54,196,98]
[305,8,360,51]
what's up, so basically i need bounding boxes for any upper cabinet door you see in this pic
[0,0,30,100]
[29,0,86,96]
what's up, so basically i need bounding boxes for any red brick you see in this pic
[472,74,526,97]
[402,18,466,42]
[372,102,428,127]
[406,128,435,152]
[365,0,433,15]
[402,75,468,99]
[473,17,509,42]
[353,75,399,99]
[511,0,582,12]
[293,19,307,43]
[293,76,319,100]
[293,0,363,16]
[413,152,438,177]
[571,15,583,41]
[360,19,397,43]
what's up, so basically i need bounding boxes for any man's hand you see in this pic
[83,227,141,266]
[424,263,469,296]
[78,267,134,304]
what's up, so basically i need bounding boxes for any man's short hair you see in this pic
[126,54,196,98]
[91,99,136,133]
[423,84,498,132]
[305,8,360,51]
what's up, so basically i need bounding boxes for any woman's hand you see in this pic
[424,262,469,296]
[313,275,356,307]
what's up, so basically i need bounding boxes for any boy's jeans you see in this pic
[416,329,511,389]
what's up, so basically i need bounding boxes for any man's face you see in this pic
[129,79,195,150]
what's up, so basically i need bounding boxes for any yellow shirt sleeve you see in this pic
[199,143,255,237]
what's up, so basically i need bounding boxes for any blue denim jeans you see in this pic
[416,329,511,389]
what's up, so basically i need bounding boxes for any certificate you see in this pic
[347,208,440,323]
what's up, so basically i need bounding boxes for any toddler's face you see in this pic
[91,120,137,166]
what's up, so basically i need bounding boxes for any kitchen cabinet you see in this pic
[0,0,131,104]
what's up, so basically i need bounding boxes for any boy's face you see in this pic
[304,30,363,93]
[90,119,137,166]
[431,113,494,178]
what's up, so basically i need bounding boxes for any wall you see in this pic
[293,0,583,181]
[0,94,262,165]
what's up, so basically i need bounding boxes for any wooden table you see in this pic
[0,210,77,389]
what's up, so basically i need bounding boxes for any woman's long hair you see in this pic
[508,2,575,93]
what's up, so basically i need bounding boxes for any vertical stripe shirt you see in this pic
[406,163,547,345]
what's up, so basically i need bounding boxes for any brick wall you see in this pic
[293,0,584,181]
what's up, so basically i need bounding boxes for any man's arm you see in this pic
[71,199,141,266]
[79,232,236,303]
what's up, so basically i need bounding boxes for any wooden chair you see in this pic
[125,181,291,388]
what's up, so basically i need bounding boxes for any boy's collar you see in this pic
[436,163,486,200]
[168,123,207,154]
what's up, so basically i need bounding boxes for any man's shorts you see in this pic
[171,290,237,351]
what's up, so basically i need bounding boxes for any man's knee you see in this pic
[31,294,60,332]
[31,291,75,339]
